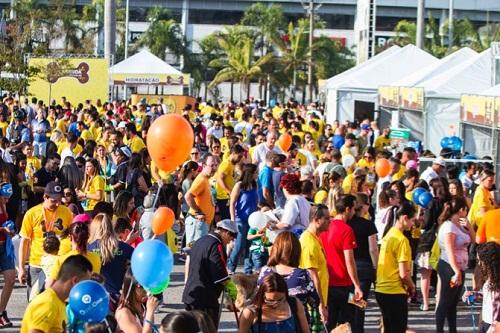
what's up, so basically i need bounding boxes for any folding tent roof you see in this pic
[479,84,500,96]
[394,47,478,87]
[418,48,492,98]
[110,49,185,85]
[325,45,401,89]
[326,44,437,91]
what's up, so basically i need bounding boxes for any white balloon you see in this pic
[342,154,355,168]
[248,211,268,229]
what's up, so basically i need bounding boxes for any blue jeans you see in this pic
[228,219,252,274]
[185,215,209,246]
[249,250,268,273]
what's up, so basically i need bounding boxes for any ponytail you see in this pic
[437,196,467,225]
[94,214,119,264]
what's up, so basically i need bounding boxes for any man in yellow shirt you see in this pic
[55,111,71,134]
[21,255,92,333]
[125,123,146,153]
[215,144,244,220]
[18,181,74,297]
[374,127,392,152]
[300,204,330,324]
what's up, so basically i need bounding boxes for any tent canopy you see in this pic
[110,50,185,85]
[394,47,477,87]
[479,83,500,96]
[417,48,492,98]
[326,44,437,92]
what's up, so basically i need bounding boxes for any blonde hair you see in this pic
[93,214,119,265]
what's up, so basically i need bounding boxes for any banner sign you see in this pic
[399,87,424,112]
[28,58,108,105]
[389,128,411,140]
[112,73,189,85]
[460,94,495,126]
[378,86,399,109]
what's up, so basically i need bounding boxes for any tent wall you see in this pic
[425,98,460,154]
[326,89,338,124]
[377,108,392,130]
[337,90,377,123]
[399,110,424,142]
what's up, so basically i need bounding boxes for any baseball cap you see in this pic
[73,213,91,224]
[44,181,63,199]
[0,183,12,198]
[433,157,446,167]
[117,121,128,129]
[216,219,238,236]
[116,145,132,158]
[360,124,370,131]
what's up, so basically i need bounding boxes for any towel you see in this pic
[2,220,15,263]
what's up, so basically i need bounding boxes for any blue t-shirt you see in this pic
[272,170,286,209]
[331,134,345,150]
[257,165,274,205]
[87,240,133,295]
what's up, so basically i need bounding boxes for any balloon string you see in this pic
[152,184,162,210]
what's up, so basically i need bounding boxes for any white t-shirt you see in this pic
[420,166,439,185]
[206,126,223,140]
[281,195,311,231]
[252,143,282,171]
[438,220,471,271]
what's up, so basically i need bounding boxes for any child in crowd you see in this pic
[29,234,60,301]
[115,217,142,248]
[247,207,273,274]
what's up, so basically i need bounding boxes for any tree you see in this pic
[209,29,274,100]
[187,35,222,100]
[136,7,185,61]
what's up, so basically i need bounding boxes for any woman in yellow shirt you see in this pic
[77,158,105,212]
[375,202,417,333]
[468,169,496,229]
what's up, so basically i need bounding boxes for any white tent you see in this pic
[324,44,437,123]
[479,84,500,96]
[416,48,492,153]
[392,48,478,148]
[109,50,185,96]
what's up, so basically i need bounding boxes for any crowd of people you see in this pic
[0,94,498,333]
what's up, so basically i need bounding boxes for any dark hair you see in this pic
[92,201,114,219]
[446,164,460,180]
[477,242,500,293]
[160,310,217,333]
[239,163,257,191]
[114,190,134,218]
[396,201,417,220]
[62,222,90,254]
[118,268,143,321]
[43,234,60,254]
[335,194,356,214]
[301,180,314,196]
[57,254,92,281]
[84,315,118,333]
[180,161,199,183]
[125,122,137,134]
[438,196,468,224]
[309,203,329,220]
[114,217,132,234]
[390,180,408,205]
[252,273,290,329]
[430,177,451,202]
[280,173,301,195]
[267,231,301,267]
[448,178,465,197]
[230,144,244,155]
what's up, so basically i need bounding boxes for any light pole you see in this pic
[416,0,425,49]
[307,0,314,104]
[104,0,116,64]
[448,0,454,49]
[123,0,129,100]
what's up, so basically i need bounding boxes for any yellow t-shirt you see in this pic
[313,190,328,205]
[392,165,406,181]
[374,136,391,152]
[21,288,66,333]
[215,159,235,200]
[57,141,83,156]
[342,174,355,194]
[299,230,329,304]
[128,135,146,153]
[375,227,412,294]
[50,249,101,280]
[0,121,8,137]
[55,118,68,134]
[188,174,215,224]
[468,185,495,228]
[84,175,105,211]
[296,152,308,166]
[20,204,74,267]
[27,157,42,175]
[80,129,94,142]
[151,160,173,184]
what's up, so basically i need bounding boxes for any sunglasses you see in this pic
[264,297,286,306]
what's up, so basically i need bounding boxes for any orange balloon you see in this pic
[152,207,175,235]
[277,133,292,152]
[147,114,194,172]
[375,158,391,178]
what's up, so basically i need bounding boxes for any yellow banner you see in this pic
[461,94,495,126]
[399,87,424,111]
[130,94,196,114]
[28,58,108,105]
[112,73,190,85]
[378,86,399,109]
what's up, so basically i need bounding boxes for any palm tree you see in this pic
[136,7,185,61]
[209,31,274,101]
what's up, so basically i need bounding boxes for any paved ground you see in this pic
[1,259,481,333]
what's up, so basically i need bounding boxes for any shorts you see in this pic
[416,251,432,270]
[185,215,209,247]
[0,243,15,272]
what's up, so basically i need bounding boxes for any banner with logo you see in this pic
[399,87,424,112]
[378,86,399,109]
[460,94,495,126]
[28,58,108,105]
[111,73,189,85]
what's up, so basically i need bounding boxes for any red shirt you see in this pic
[320,218,357,287]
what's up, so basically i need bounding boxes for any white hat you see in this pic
[433,157,446,167]
[117,121,127,129]
[216,219,238,235]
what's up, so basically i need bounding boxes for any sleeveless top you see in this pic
[236,187,259,222]
[250,302,297,333]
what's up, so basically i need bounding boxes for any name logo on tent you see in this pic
[125,78,160,84]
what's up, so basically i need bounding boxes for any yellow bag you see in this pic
[429,238,440,270]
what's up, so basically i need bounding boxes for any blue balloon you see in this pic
[269,99,276,108]
[417,191,433,209]
[449,136,462,152]
[131,240,173,291]
[440,137,450,149]
[412,187,426,204]
[69,280,109,324]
